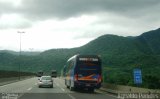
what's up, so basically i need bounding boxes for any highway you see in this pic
[0,77,118,99]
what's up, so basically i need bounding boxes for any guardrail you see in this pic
[100,83,160,94]
[0,77,18,86]
[0,76,34,86]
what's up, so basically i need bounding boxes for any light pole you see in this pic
[17,31,25,80]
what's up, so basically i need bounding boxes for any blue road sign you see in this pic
[133,69,142,84]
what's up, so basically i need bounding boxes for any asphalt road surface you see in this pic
[0,77,118,99]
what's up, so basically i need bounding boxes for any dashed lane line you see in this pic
[67,93,76,99]
[61,88,65,92]
[35,83,37,85]
[18,93,25,99]
[27,87,32,91]
[54,82,60,87]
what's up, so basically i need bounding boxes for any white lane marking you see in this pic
[0,84,9,88]
[18,93,25,99]
[27,87,32,91]
[54,82,60,86]
[57,83,60,86]
[54,82,57,85]
[61,88,65,91]
[67,94,76,99]
[54,79,66,92]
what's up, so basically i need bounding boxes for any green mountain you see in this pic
[0,28,160,89]
[0,50,41,56]
[136,28,160,54]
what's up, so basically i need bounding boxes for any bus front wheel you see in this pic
[67,85,69,88]
[70,86,74,91]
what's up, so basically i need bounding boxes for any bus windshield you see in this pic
[76,61,101,76]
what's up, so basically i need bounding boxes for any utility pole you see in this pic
[17,31,25,80]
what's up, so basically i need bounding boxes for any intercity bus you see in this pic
[64,54,102,92]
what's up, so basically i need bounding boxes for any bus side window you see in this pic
[69,61,74,69]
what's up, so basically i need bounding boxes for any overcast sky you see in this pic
[0,0,160,51]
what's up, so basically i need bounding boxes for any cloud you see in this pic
[0,2,14,15]
[0,14,32,29]
[7,0,159,20]
[0,0,160,51]
[1,0,160,24]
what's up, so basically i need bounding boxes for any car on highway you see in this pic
[38,76,53,88]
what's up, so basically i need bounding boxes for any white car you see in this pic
[38,76,53,88]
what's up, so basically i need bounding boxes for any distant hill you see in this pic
[0,50,41,56]
[0,28,160,89]
[136,28,160,54]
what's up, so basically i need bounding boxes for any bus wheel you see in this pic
[70,86,74,91]
[67,85,69,89]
